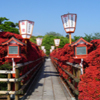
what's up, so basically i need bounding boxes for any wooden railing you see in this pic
[0,57,45,100]
[50,56,81,96]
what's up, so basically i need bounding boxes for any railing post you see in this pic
[72,67,75,86]
[7,73,11,100]
[76,69,81,79]
[15,68,19,100]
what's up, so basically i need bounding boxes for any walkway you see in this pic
[23,58,74,100]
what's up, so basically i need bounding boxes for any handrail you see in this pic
[0,70,15,74]
[51,56,81,69]
[15,57,44,69]
[18,61,43,94]
[0,56,45,100]
[54,61,80,82]
[19,61,42,80]
[51,56,80,96]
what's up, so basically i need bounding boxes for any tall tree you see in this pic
[46,31,63,37]
[0,17,19,34]
[42,32,69,55]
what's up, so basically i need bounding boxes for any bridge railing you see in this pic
[50,56,81,96]
[0,57,45,100]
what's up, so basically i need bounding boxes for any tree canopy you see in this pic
[0,17,19,34]
[46,31,63,37]
[72,33,100,42]
[30,32,69,55]
[30,32,100,55]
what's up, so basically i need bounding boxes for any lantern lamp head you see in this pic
[36,38,43,46]
[51,46,55,50]
[19,20,34,39]
[41,46,45,50]
[61,13,77,33]
[54,39,60,47]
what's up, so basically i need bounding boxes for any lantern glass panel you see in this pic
[20,21,27,34]
[9,46,18,54]
[27,21,33,35]
[54,39,60,46]
[76,47,86,55]
[36,38,42,46]
[27,35,31,39]
[69,15,75,27]
[22,35,26,38]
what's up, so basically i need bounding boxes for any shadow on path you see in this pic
[21,59,59,100]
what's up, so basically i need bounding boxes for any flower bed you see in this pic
[50,39,100,100]
[0,32,45,90]
[78,39,100,100]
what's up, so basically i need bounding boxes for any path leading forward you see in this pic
[23,58,74,100]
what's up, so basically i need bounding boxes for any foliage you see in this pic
[30,35,44,44]
[0,63,12,70]
[42,35,69,55]
[50,37,100,100]
[72,36,81,42]
[46,31,62,37]
[72,33,100,42]
[92,33,100,39]
[30,36,37,44]
[0,17,19,34]
[0,31,45,90]
[30,32,69,55]
[78,39,100,100]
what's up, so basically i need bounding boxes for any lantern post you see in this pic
[61,13,77,44]
[54,39,60,52]
[36,38,43,49]
[51,46,55,51]
[41,46,45,55]
[19,20,34,52]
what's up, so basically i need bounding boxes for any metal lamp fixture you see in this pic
[54,39,60,52]
[19,20,34,39]
[36,38,43,47]
[61,13,77,44]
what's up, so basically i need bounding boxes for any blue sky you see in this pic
[1,0,100,37]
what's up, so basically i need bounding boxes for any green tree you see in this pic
[42,32,69,55]
[0,17,19,34]
[72,36,81,42]
[46,31,62,37]
[30,36,37,44]
[83,33,93,42]
[92,33,100,39]
[30,35,44,44]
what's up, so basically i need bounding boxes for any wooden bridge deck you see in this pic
[21,58,74,100]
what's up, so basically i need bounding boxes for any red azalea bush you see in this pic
[50,39,100,100]
[0,32,45,84]
[0,32,45,64]
[50,43,75,85]
[78,39,100,100]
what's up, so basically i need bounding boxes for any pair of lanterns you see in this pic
[19,13,77,44]
[50,46,55,53]
[41,46,46,54]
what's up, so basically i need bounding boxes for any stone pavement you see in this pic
[23,58,74,100]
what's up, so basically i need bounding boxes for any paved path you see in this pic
[23,58,73,100]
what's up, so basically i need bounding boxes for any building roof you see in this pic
[2,37,26,46]
[70,37,93,47]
